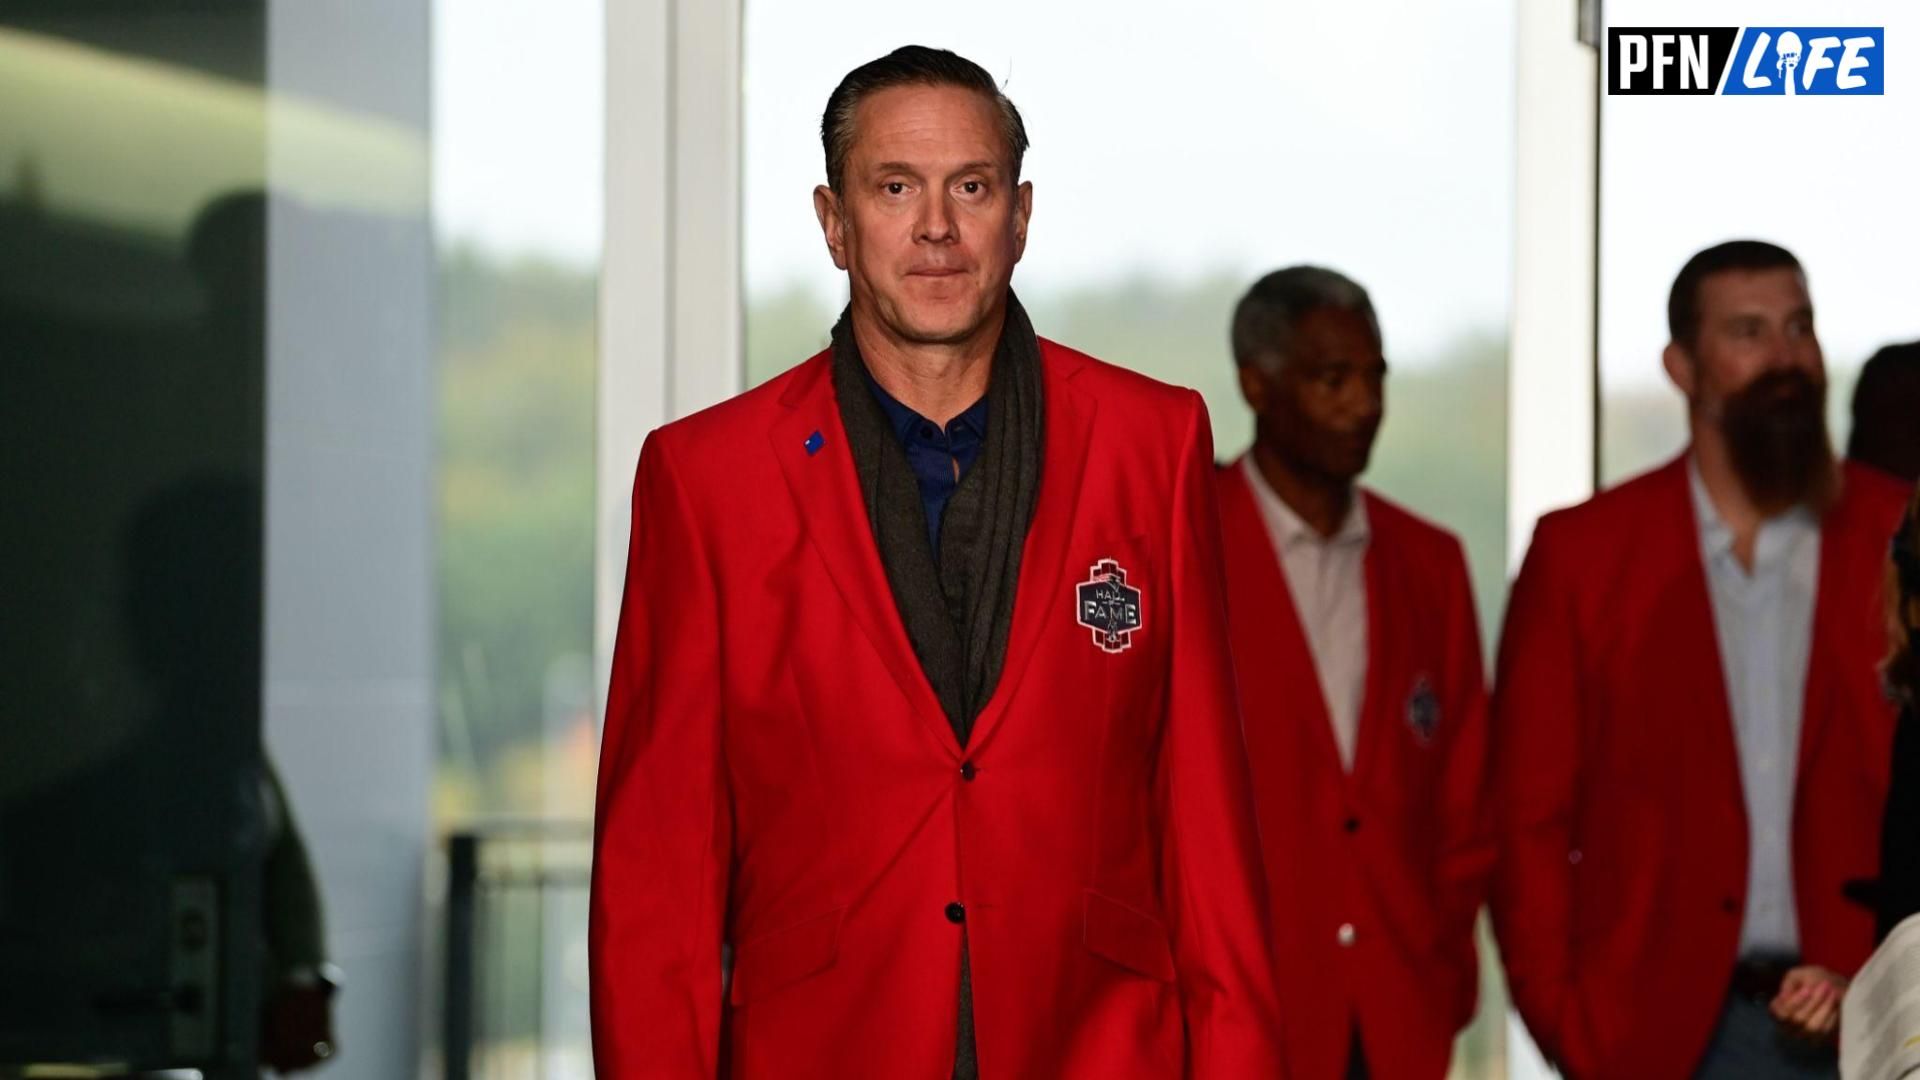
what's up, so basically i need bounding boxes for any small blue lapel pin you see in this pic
[804,430,825,456]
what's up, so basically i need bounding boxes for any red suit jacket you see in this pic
[1491,455,1909,1079]
[589,340,1287,1078]
[1216,462,1492,1079]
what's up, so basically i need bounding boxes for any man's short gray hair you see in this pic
[1231,265,1381,374]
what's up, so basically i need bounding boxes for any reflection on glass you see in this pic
[3,3,446,1074]
[1,0,614,1072]
[0,12,271,1072]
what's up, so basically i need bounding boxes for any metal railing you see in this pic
[442,820,593,1080]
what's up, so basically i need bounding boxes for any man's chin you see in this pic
[890,304,993,347]
[1322,448,1374,484]
[1729,435,1837,515]
[1737,453,1838,516]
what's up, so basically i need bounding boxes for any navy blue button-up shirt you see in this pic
[862,368,989,555]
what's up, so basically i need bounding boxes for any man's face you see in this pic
[1239,306,1386,484]
[1666,266,1833,511]
[814,84,1031,347]
[1673,267,1824,413]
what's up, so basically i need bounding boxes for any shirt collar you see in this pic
[861,364,989,447]
[1242,455,1371,548]
[1686,451,1819,569]
[951,393,989,439]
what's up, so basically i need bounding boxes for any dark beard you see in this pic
[1720,368,1835,515]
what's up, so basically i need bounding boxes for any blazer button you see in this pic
[945,902,966,924]
[1336,923,1357,948]
[960,762,978,782]
[1343,816,1361,833]
[1721,897,1740,915]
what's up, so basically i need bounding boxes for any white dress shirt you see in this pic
[1243,456,1372,772]
[1687,456,1820,957]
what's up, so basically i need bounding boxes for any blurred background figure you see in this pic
[1217,266,1492,1080]
[1492,241,1911,1080]
[1875,489,1920,942]
[1847,341,1920,485]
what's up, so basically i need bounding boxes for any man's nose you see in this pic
[1759,327,1806,371]
[917,193,956,243]
[1345,377,1385,423]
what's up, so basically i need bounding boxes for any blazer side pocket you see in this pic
[727,905,845,1006]
[1083,888,1176,983]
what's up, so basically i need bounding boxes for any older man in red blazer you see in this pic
[1493,240,1910,1079]
[1216,266,1493,1079]
[588,46,1284,1079]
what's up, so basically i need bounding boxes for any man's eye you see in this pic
[885,182,907,196]
[961,181,982,195]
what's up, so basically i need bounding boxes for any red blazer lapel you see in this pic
[767,351,958,758]
[1799,503,1846,785]
[1349,499,1397,792]
[1216,460,1345,778]
[964,341,1096,755]
[1798,461,1897,782]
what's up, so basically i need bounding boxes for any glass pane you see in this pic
[2,2,444,1072]
[0,8,269,1067]
[432,0,602,827]
[1600,1,1920,484]
[743,5,1514,1075]
[431,0,603,1075]
[0,0,603,1074]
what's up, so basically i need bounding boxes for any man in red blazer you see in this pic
[1216,267,1493,1079]
[588,46,1285,1078]
[1492,240,1911,1079]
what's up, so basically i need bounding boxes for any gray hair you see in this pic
[1231,265,1381,374]
[821,45,1029,194]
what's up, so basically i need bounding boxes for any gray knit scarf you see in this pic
[829,292,1044,1079]
[829,294,1044,742]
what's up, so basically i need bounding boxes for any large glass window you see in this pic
[432,0,603,826]
[431,1,603,1074]
[1,9,273,1069]
[1600,0,1920,484]
[2,2,447,1072]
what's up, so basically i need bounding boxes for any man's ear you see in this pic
[1236,363,1271,414]
[1662,339,1698,399]
[1011,180,1033,262]
[814,185,849,271]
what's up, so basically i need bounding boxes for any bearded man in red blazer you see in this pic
[588,46,1285,1079]
[1492,240,1911,1080]
[1215,266,1493,1079]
